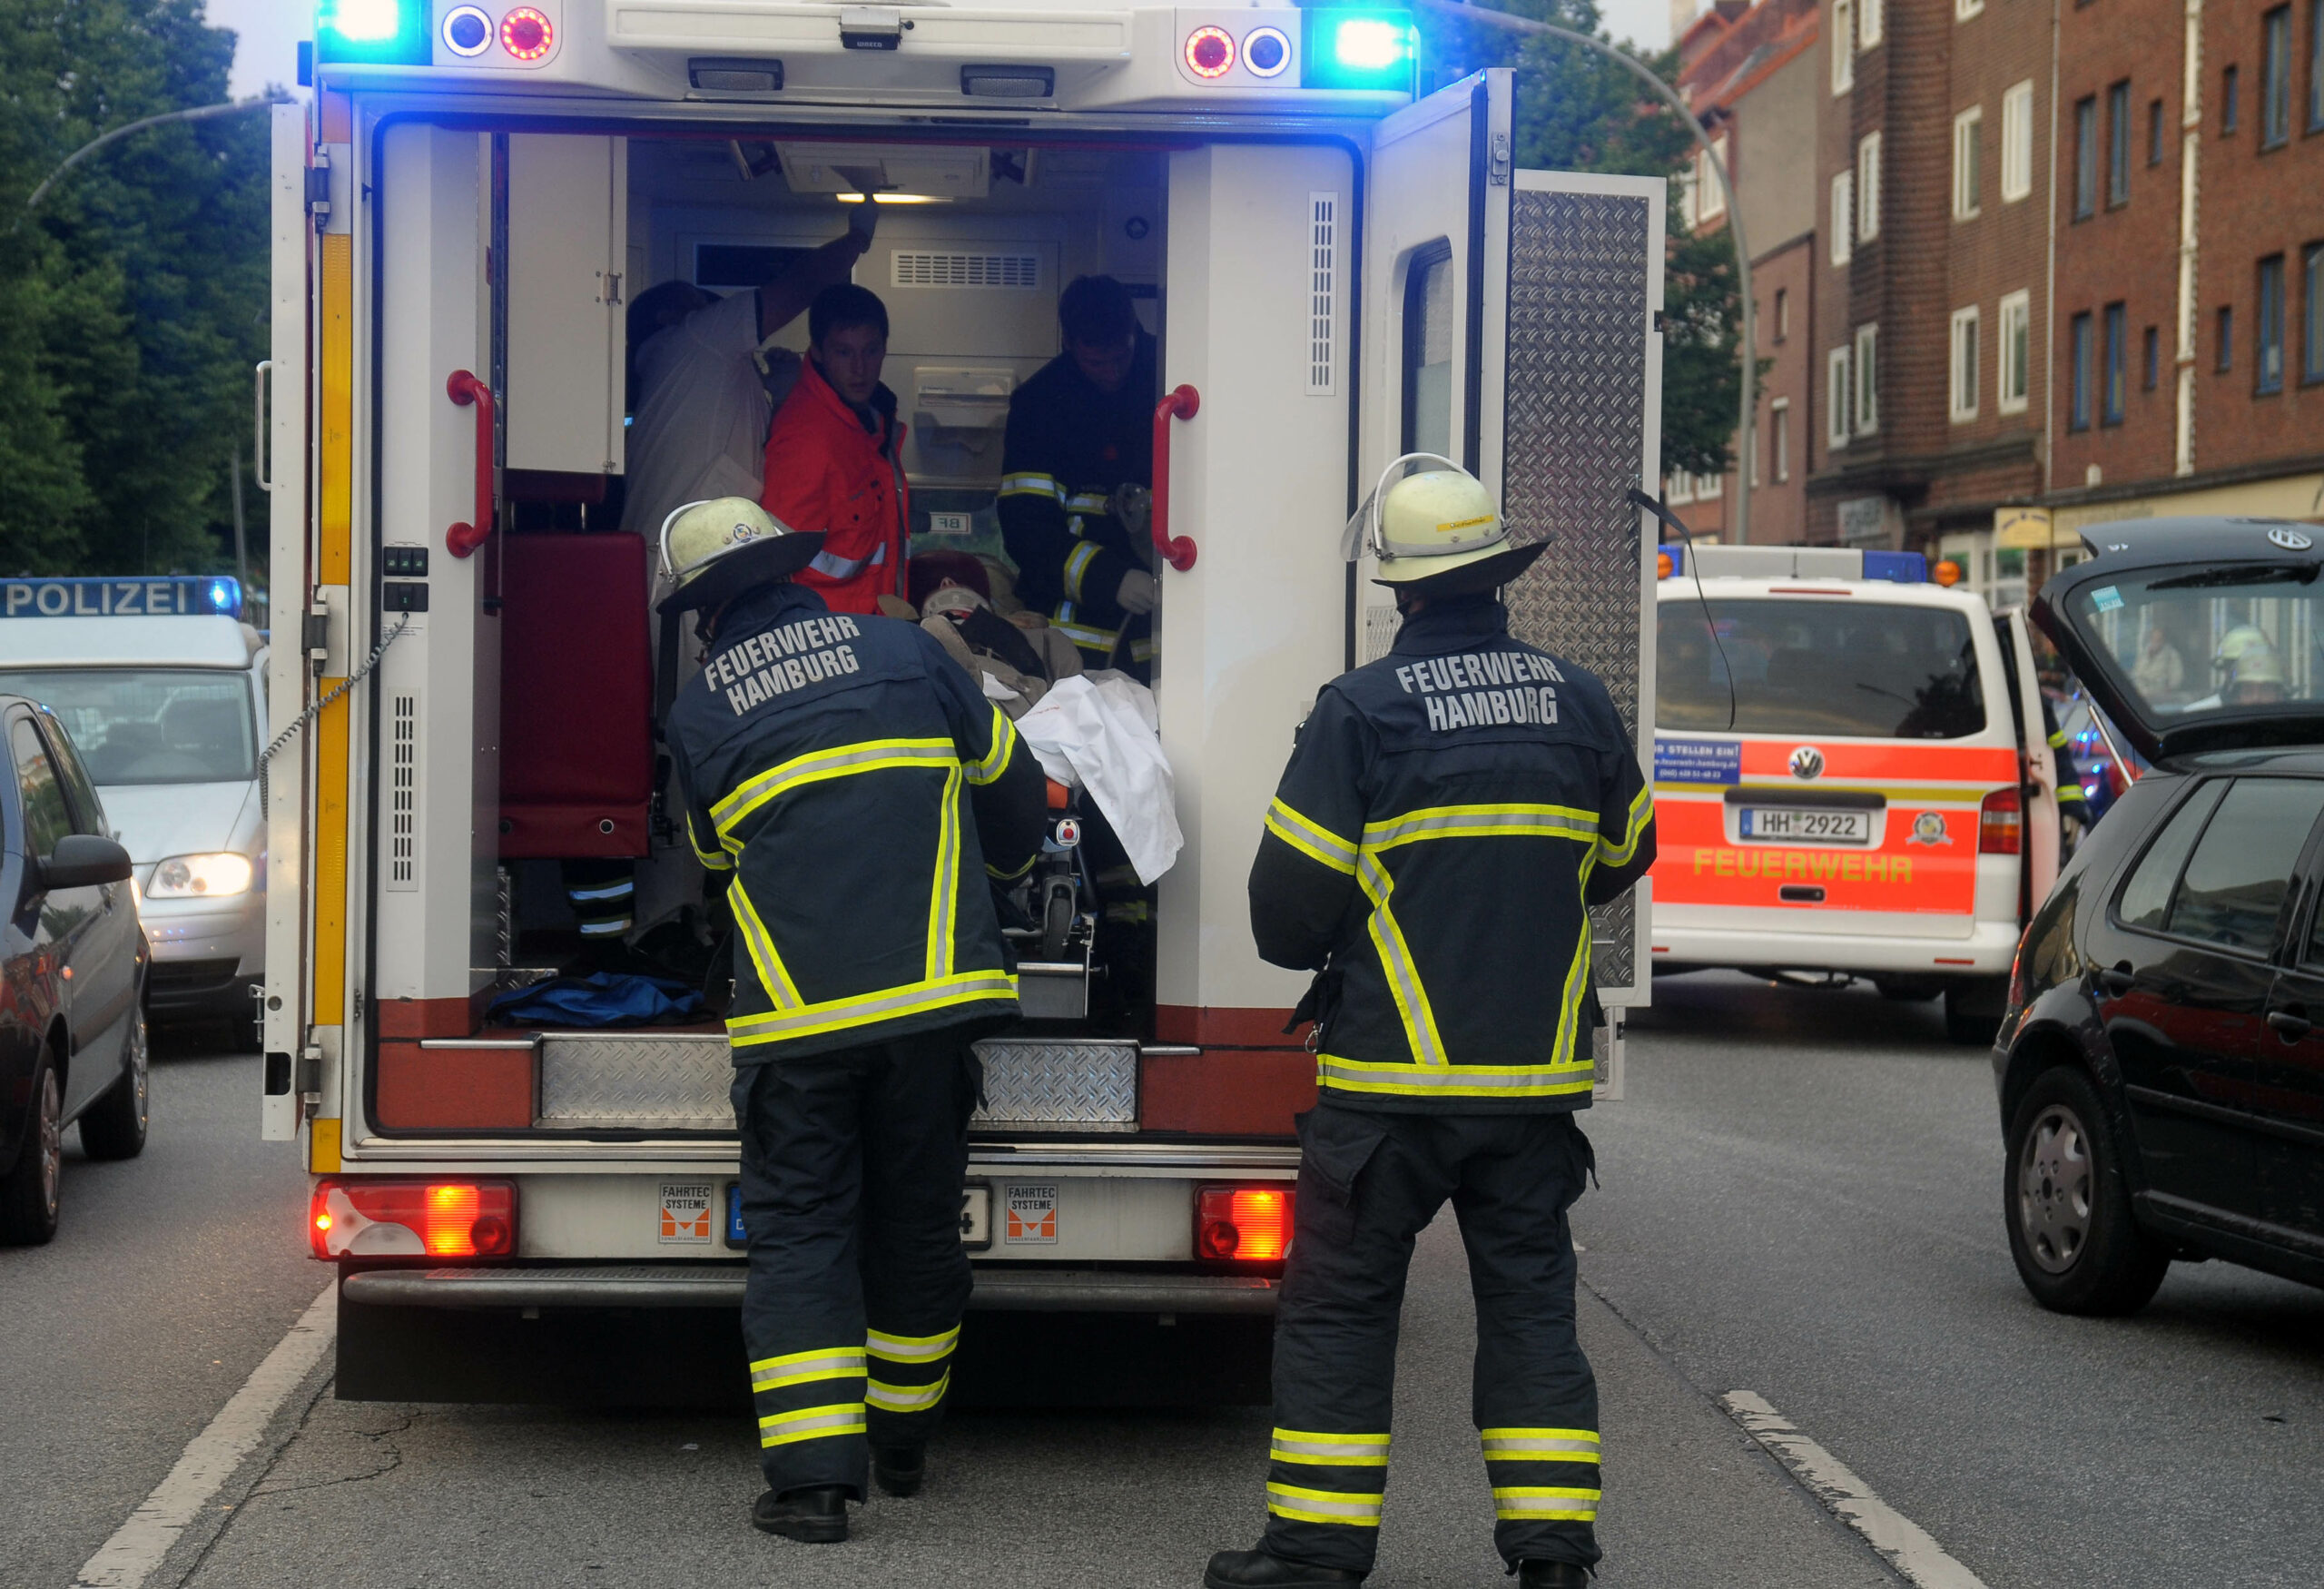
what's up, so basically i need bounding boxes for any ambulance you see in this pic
[0,576,269,1041]
[264,0,1663,1399]
[1648,543,2063,1042]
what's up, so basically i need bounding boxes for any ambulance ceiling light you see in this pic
[441,5,489,55]
[835,192,950,204]
[1243,25,1291,78]
[961,64,1054,98]
[500,6,553,61]
[1184,25,1235,78]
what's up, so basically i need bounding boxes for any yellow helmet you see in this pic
[655,497,825,615]
[1342,453,1546,590]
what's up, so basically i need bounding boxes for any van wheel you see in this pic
[2004,1066,2168,1315]
[80,1010,150,1161]
[0,1057,64,1245]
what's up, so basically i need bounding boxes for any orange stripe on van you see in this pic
[1732,741,2018,782]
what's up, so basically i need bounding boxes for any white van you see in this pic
[0,577,269,1041]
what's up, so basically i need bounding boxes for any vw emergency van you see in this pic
[1649,545,2061,1041]
[0,577,269,1041]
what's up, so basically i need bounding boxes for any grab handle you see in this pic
[252,360,275,492]
[445,370,496,558]
[1150,384,1199,573]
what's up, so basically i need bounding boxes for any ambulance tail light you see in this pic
[1979,787,2023,855]
[310,1179,517,1261]
[1197,1185,1295,1262]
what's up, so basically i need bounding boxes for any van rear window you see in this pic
[1658,600,1987,739]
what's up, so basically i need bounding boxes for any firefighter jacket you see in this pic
[1248,597,1655,1112]
[996,334,1157,670]
[761,355,909,616]
[667,580,1046,1061]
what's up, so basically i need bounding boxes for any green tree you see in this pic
[0,0,269,578]
[1417,0,1744,479]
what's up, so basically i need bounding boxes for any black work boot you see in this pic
[752,1485,849,1543]
[1516,1563,1590,1587]
[1203,1545,1366,1588]
[872,1444,926,1497]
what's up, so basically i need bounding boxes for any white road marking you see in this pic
[74,1282,337,1589]
[1721,1390,1988,1589]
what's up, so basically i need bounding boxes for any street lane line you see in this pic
[1720,1392,1987,1589]
[74,1282,337,1589]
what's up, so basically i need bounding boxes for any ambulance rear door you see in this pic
[2000,607,2062,910]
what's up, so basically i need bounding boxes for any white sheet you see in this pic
[1012,673,1182,884]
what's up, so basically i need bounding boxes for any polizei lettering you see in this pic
[1393,650,1562,732]
[706,615,863,716]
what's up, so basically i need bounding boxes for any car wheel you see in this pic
[1943,987,2002,1045]
[2004,1065,2170,1315]
[80,1009,150,1161]
[0,1056,64,1245]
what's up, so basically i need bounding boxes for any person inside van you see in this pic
[760,284,909,617]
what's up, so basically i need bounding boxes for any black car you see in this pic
[1,696,146,1245]
[1998,516,2324,1313]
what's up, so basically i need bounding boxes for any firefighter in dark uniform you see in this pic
[997,274,1160,678]
[1204,458,1656,1589]
[656,498,1046,1545]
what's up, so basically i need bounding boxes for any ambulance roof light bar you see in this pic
[1659,545,1928,585]
[1302,7,1416,92]
[315,0,430,64]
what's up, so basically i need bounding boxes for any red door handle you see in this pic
[1150,384,1199,573]
[445,370,496,558]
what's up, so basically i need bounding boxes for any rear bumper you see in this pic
[340,1263,1281,1314]
[1650,919,2020,977]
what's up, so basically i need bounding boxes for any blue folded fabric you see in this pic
[487,972,704,1029]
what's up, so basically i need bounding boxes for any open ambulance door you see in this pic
[1355,70,1665,1091]
[2001,608,2063,910]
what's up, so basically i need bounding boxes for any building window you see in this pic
[1775,287,1790,340]
[1957,0,1983,17]
[2305,242,2324,383]
[2258,253,2286,391]
[1833,0,1855,94]
[1999,290,2033,413]
[1950,306,1982,420]
[2003,81,2036,201]
[2103,302,2128,422]
[2108,82,2132,204]
[1831,172,1855,264]
[2073,95,2099,218]
[1699,134,1728,222]
[2310,0,2323,133]
[1827,347,1852,449]
[1854,322,1880,434]
[2218,304,2235,370]
[2150,97,2167,163]
[1859,0,1884,50]
[2223,64,2240,132]
[2262,5,2292,145]
[2070,311,2093,429]
[1856,133,1883,243]
[1771,398,1792,482]
[2144,324,2161,389]
[1954,107,1984,218]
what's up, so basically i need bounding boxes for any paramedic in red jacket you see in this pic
[761,284,909,616]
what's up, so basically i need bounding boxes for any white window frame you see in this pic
[1698,469,1724,500]
[1957,0,1984,18]
[1830,172,1855,265]
[1833,0,1856,94]
[1679,161,1699,230]
[1827,347,1853,449]
[1856,132,1883,243]
[1667,472,1696,505]
[1997,289,2032,413]
[1770,397,1792,482]
[2001,81,2035,202]
[1699,135,1728,222]
[1854,322,1881,435]
[1858,0,1884,51]
[1953,107,1984,219]
[1949,305,1982,421]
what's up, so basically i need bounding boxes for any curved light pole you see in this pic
[14,96,292,234]
[1413,0,1754,544]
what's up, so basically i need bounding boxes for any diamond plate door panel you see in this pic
[537,1033,733,1129]
[971,1038,1139,1132]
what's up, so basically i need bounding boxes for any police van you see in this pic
[1649,544,2062,1041]
[0,577,269,1041]
[264,0,1662,1398]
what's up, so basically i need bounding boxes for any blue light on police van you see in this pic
[1302,8,1416,92]
[315,0,432,65]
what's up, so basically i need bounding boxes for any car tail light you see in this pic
[500,6,553,60]
[310,1178,517,1260]
[1980,787,2023,854]
[1197,1185,1294,1261]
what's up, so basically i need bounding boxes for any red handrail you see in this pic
[1150,384,1199,573]
[445,370,496,558]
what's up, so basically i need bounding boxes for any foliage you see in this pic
[1417,0,1747,479]
[0,0,269,577]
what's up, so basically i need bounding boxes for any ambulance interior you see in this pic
[498,133,1170,1033]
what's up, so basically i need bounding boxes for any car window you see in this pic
[10,716,73,860]
[0,667,256,785]
[2117,780,2227,931]
[37,716,107,836]
[2161,778,2324,952]
[1658,599,1987,739]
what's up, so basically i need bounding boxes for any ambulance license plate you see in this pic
[1739,806,1873,844]
[960,1184,991,1248]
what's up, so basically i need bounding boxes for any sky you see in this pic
[209,0,1678,101]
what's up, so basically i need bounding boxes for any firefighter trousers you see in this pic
[731,1027,982,1500]
[1262,1105,1600,1575]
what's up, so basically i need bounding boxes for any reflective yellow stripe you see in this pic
[1270,1429,1391,1466]
[1129,637,1157,664]
[1361,803,1599,851]
[1551,894,1592,1073]
[1492,1486,1600,1521]
[687,813,733,871]
[758,1403,867,1446]
[731,879,804,1010]
[965,704,1018,785]
[1064,540,1101,601]
[1315,1053,1594,1099]
[866,1325,960,1362]
[1596,784,1652,867]
[1000,471,1065,501]
[1065,492,1112,514]
[1052,618,1120,651]
[1358,852,1448,1067]
[1265,797,1359,875]
[866,1370,951,1412]
[727,972,1018,1047]
[1481,1427,1600,1459]
[986,851,1037,883]
[712,738,958,838]
[1265,1483,1384,1526]
[750,1348,866,1391]
[926,765,963,983]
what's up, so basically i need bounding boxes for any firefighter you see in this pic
[997,274,1160,677]
[655,497,1046,1544]
[1203,457,1656,1589]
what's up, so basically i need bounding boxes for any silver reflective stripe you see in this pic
[1363,807,1597,847]
[1492,1487,1600,1518]
[1315,1055,1591,1096]
[1066,493,1112,513]
[1357,853,1447,1068]
[1266,1484,1385,1523]
[1265,799,1358,873]
[867,1327,959,1361]
[1482,1435,1600,1458]
[728,974,1017,1041]
[752,1351,865,1390]
[866,1372,950,1412]
[809,548,868,579]
[758,1405,867,1446]
[1270,1432,1390,1464]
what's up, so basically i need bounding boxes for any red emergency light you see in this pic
[1197,1185,1294,1262]
[1185,25,1236,78]
[310,1178,517,1260]
[1979,786,2023,855]
[499,6,552,60]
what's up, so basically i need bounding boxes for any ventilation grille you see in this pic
[891,252,1041,290]
[1307,192,1340,396]
[1362,604,1402,664]
[388,693,418,890]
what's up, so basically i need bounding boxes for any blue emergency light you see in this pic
[0,576,244,620]
[316,0,432,65]
[1302,8,1417,93]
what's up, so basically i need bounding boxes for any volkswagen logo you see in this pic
[2268,526,2314,551]
[1789,745,1826,780]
